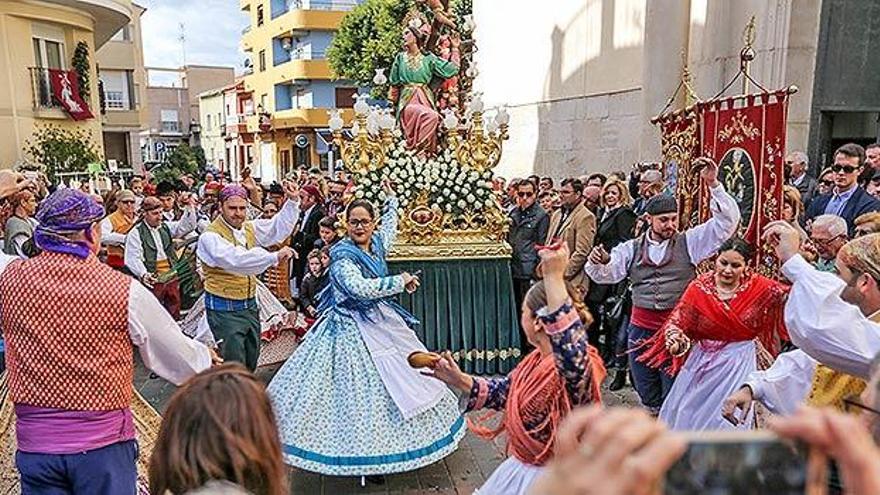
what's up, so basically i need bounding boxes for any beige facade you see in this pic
[97,3,147,171]
[140,65,234,165]
[198,88,226,171]
[476,0,822,179]
[0,0,134,169]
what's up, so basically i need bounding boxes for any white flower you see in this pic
[467,194,476,203]
[484,198,494,208]
[457,199,467,209]
[445,204,452,212]
[355,190,364,199]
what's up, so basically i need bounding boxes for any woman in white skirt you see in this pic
[637,238,789,430]
[425,243,605,494]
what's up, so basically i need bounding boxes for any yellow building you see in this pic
[96,3,147,172]
[240,0,358,181]
[0,0,134,169]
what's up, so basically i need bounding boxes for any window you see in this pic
[110,25,131,42]
[259,50,266,72]
[161,109,180,133]
[206,114,212,130]
[100,70,133,110]
[32,24,66,108]
[257,4,264,26]
[260,94,268,112]
[335,87,357,108]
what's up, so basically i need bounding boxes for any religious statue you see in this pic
[389,13,460,155]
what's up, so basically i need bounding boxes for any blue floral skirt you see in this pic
[267,311,465,476]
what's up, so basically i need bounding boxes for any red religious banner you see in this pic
[48,69,94,121]
[697,89,791,274]
[656,108,703,230]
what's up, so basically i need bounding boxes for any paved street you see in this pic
[136,360,638,494]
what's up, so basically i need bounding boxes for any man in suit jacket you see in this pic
[291,184,326,288]
[786,151,818,210]
[546,178,597,295]
[807,143,880,236]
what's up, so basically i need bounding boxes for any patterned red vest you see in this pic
[0,252,134,410]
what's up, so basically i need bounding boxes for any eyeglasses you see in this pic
[349,219,373,228]
[811,234,845,247]
[820,180,835,187]
[832,164,860,174]
[843,395,880,418]
[517,191,535,198]
[119,200,136,204]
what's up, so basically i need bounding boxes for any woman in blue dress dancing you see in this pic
[267,182,464,477]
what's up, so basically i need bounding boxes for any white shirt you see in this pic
[781,254,880,379]
[743,349,817,416]
[0,254,210,385]
[197,198,300,277]
[99,213,135,246]
[584,183,741,284]
[124,207,199,279]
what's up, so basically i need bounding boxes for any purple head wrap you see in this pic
[219,184,248,203]
[34,189,105,259]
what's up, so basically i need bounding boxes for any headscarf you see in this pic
[34,189,105,259]
[839,233,880,282]
[219,184,248,203]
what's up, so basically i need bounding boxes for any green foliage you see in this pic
[327,0,414,98]
[154,143,201,184]
[72,41,91,103]
[22,125,101,183]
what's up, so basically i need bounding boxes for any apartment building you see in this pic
[239,0,360,181]
[0,0,135,168]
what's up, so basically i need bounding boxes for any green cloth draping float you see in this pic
[389,257,521,374]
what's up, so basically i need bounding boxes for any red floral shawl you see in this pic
[637,272,790,375]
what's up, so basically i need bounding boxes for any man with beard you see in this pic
[585,158,740,413]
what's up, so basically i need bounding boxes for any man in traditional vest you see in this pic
[124,195,198,319]
[722,232,880,420]
[0,189,214,495]
[197,183,299,370]
[585,158,740,414]
[99,189,137,270]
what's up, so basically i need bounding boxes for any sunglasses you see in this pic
[517,191,535,198]
[820,180,835,187]
[832,164,859,174]
[119,200,136,204]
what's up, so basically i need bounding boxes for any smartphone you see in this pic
[23,171,38,181]
[411,270,423,277]
[661,431,826,495]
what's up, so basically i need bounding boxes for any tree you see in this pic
[23,125,101,183]
[327,0,414,98]
[153,143,200,184]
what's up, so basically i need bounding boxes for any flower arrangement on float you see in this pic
[353,131,496,218]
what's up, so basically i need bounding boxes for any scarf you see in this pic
[470,346,605,466]
[317,236,417,326]
[34,189,104,259]
[637,272,789,375]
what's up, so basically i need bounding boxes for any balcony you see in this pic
[29,67,62,111]
[44,0,134,46]
[160,121,182,135]
[271,107,354,129]
[273,59,333,81]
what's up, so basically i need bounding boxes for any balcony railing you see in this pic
[161,121,181,133]
[29,67,61,110]
[284,0,358,12]
[290,49,327,60]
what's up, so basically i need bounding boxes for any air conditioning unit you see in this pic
[243,58,252,68]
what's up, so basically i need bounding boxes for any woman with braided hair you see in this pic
[425,243,605,494]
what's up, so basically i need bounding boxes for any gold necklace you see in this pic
[405,51,423,71]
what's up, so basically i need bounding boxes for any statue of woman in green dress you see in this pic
[389,26,460,155]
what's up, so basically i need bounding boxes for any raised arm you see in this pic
[332,257,405,301]
[781,254,880,379]
[684,182,741,264]
[542,300,594,405]
[376,197,400,253]
[168,206,198,238]
[251,198,300,247]
[128,282,211,385]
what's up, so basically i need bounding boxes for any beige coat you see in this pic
[546,202,597,294]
